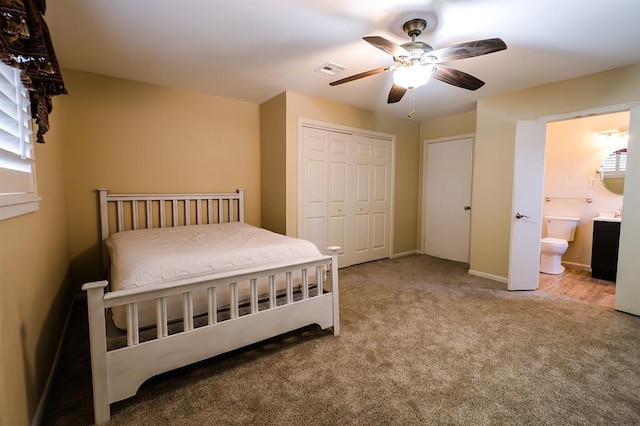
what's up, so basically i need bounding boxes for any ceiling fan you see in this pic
[330,18,507,106]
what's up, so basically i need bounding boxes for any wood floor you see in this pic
[538,268,616,308]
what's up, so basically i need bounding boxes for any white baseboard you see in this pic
[468,269,508,284]
[391,250,419,259]
[32,294,81,426]
[469,263,590,286]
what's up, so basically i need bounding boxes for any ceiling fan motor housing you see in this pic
[400,19,434,62]
[402,19,427,38]
[401,41,433,59]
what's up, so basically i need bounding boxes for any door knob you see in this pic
[515,213,530,219]
[464,206,471,210]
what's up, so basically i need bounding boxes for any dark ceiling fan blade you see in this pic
[363,36,410,58]
[329,66,392,86]
[387,84,407,103]
[428,38,507,63]
[432,65,485,90]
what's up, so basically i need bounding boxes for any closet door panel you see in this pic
[306,217,326,253]
[328,215,346,255]
[355,163,370,202]
[307,161,326,203]
[300,127,329,254]
[328,131,352,265]
[356,140,371,157]
[328,152,348,260]
[329,162,346,203]
[354,213,370,253]
[372,213,386,249]
[356,136,392,263]
[373,164,387,201]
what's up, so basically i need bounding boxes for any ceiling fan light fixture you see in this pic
[393,65,433,89]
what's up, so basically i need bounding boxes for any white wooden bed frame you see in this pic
[82,189,340,424]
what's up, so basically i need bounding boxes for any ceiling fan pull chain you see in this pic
[408,88,416,118]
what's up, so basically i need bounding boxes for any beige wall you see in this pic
[61,70,262,288]
[420,110,477,142]
[260,93,287,234]
[283,92,422,255]
[0,109,71,425]
[472,64,640,278]
[544,112,628,269]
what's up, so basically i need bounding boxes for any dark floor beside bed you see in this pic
[42,294,330,425]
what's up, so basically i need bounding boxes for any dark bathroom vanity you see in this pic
[591,218,621,282]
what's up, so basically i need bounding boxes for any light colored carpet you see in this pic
[43,255,640,425]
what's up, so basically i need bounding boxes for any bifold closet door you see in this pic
[300,126,391,267]
[327,130,353,266]
[300,126,328,255]
[352,135,392,265]
[300,127,353,266]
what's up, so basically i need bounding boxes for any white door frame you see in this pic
[422,133,475,254]
[298,118,396,259]
[511,101,640,315]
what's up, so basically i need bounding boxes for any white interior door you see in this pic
[508,120,547,290]
[424,137,473,263]
[614,106,640,315]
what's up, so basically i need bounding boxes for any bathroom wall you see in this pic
[543,111,629,270]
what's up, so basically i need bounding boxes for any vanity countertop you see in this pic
[593,216,622,222]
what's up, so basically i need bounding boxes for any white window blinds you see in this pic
[0,61,35,195]
[601,149,627,178]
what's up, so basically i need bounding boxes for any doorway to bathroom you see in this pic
[536,111,629,308]
[508,102,640,316]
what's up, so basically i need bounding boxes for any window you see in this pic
[0,61,40,220]
[601,148,627,179]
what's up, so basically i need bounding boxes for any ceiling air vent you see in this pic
[314,62,347,76]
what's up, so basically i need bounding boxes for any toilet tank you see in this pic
[544,216,580,241]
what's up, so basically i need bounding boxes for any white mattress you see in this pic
[107,222,324,329]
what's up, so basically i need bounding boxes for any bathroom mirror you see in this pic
[598,148,626,195]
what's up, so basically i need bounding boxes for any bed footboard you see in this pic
[82,247,340,425]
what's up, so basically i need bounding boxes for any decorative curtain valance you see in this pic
[0,0,66,143]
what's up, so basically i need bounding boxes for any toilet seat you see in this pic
[541,237,568,247]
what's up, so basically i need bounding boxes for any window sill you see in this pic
[0,195,41,221]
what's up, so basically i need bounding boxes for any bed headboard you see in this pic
[97,188,245,270]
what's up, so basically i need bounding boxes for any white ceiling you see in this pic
[45,0,640,122]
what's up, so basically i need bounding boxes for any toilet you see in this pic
[539,216,580,274]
